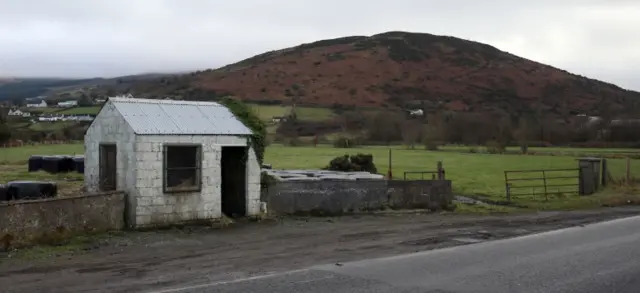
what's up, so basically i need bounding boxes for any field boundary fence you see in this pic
[402,162,446,180]
[504,168,581,201]
[404,171,439,180]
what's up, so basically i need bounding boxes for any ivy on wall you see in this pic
[220,97,267,164]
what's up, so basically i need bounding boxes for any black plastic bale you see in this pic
[6,181,58,201]
[59,156,75,173]
[42,156,60,174]
[28,155,44,172]
[73,156,85,173]
[0,184,8,201]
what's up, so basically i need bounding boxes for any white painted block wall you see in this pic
[84,103,138,225]
[133,135,262,227]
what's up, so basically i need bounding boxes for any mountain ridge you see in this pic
[5,31,639,117]
[178,31,638,116]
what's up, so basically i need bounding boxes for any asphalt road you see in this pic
[150,215,640,293]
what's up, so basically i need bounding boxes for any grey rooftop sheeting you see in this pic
[108,97,253,135]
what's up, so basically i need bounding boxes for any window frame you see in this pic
[162,143,203,194]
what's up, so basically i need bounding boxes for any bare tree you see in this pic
[366,112,403,144]
[401,118,422,149]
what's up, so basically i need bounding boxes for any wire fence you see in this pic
[605,157,640,184]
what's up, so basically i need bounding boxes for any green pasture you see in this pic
[249,104,335,121]
[2,144,639,205]
[57,106,100,115]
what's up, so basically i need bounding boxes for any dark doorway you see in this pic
[99,144,117,191]
[221,146,247,217]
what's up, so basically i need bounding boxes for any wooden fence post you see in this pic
[387,149,393,180]
[601,159,608,187]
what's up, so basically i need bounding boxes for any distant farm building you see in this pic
[57,100,78,108]
[7,109,30,117]
[26,100,47,108]
[408,109,424,116]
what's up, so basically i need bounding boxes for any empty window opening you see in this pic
[163,145,202,193]
[99,144,117,191]
[221,146,247,217]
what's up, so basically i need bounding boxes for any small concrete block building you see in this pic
[84,97,261,227]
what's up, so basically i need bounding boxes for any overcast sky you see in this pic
[0,0,638,90]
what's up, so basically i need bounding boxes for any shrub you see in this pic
[285,136,302,146]
[220,97,267,164]
[324,153,377,174]
[468,146,479,153]
[423,124,443,151]
[484,140,506,154]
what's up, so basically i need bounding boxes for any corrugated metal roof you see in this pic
[108,97,253,135]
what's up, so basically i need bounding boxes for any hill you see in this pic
[115,31,640,117]
[0,78,103,101]
[0,73,175,102]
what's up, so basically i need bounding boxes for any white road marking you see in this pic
[291,275,335,284]
[147,269,310,293]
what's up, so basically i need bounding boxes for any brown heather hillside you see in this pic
[123,31,640,116]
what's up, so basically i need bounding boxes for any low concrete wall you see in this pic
[388,180,452,210]
[263,180,452,215]
[0,191,126,248]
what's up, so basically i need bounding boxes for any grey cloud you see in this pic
[0,0,638,91]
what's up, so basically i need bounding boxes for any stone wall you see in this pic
[263,179,452,215]
[387,180,452,210]
[0,191,126,248]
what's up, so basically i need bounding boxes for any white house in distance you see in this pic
[408,109,424,116]
[84,97,261,228]
[58,100,78,107]
[26,100,47,108]
[7,109,30,117]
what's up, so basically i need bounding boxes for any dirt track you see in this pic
[2,207,640,293]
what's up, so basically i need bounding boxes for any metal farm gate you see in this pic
[504,168,580,201]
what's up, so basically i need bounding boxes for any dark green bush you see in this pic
[324,153,377,174]
[220,97,267,164]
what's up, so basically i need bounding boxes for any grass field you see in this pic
[28,121,76,131]
[22,107,60,114]
[19,106,99,115]
[442,145,640,155]
[25,104,334,120]
[7,120,77,132]
[2,143,639,206]
[249,104,335,121]
[57,106,100,115]
[25,105,329,122]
